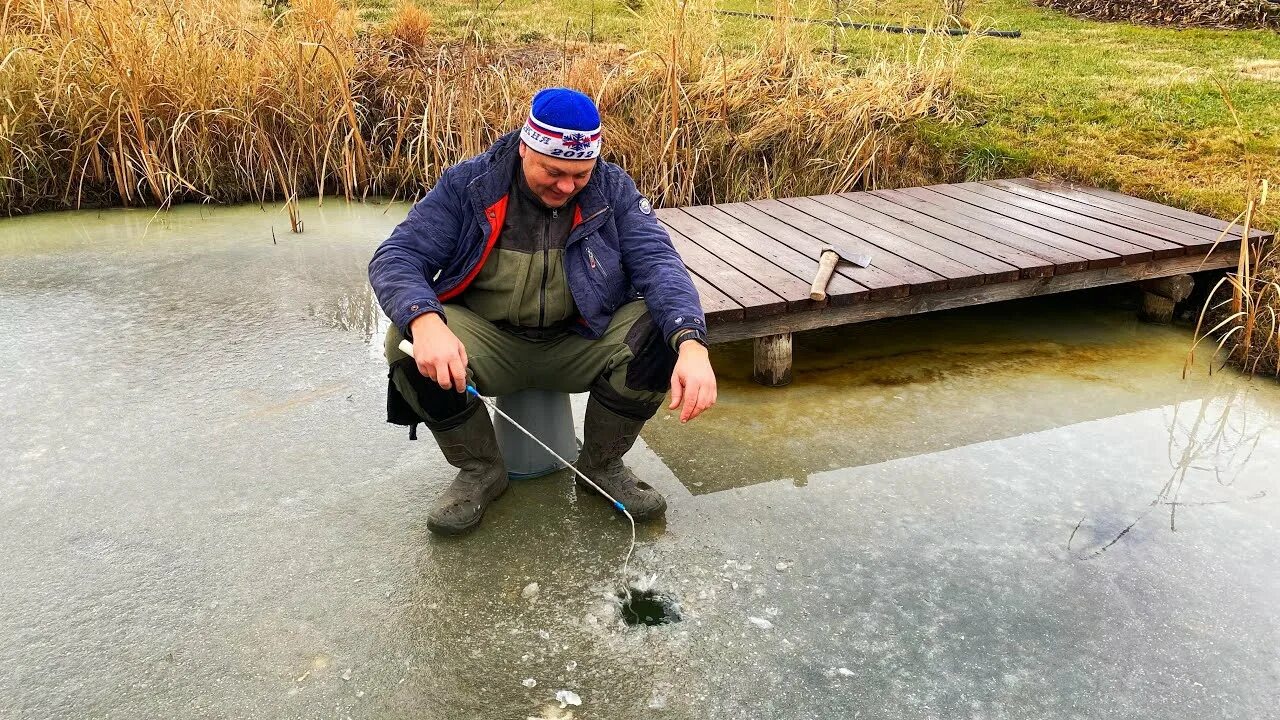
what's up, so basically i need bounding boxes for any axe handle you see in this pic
[810,249,840,301]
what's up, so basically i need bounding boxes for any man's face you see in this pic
[519,143,595,208]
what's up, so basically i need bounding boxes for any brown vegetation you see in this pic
[1037,0,1280,29]
[0,0,969,218]
[1187,183,1279,377]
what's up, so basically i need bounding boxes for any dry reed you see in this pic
[0,0,969,221]
[1186,180,1279,378]
[1184,81,1278,379]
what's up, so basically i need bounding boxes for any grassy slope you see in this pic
[379,0,1278,227]
[900,0,1280,229]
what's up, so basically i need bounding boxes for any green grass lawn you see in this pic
[381,0,1279,226]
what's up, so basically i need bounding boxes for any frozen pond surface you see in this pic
[2,202,1279,719]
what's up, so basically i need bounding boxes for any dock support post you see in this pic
[752,333,793,387]
[1139,274,1195,324]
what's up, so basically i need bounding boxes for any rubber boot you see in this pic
[426,407,509,535]
[575,397,667,522]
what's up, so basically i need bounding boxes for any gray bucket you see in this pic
[493,389,579,479]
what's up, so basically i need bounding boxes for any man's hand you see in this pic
[408,313,469,393]
[669,340,717,423]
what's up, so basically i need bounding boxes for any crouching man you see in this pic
[369,87,717,535]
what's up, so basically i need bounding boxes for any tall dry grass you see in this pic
[1186,180,1279,378]
[0,0,970,222]
[1,0,366,229]
[942,0,968,23]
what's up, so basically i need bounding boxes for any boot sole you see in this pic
[574,476,667,522]
[427,474,510,536]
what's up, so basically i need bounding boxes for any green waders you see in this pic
[385,300,676,532]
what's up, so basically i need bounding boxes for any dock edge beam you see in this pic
[710,251,1239,346]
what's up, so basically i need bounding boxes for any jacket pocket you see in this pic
[583,238,625,307]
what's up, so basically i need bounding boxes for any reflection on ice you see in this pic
[1069,389,1274,559]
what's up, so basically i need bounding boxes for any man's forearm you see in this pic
[678,338,709,356]
[408,310,447,340]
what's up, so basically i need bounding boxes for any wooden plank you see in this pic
[776,197,984,290]
[1007,178,1254,245]
[834,191,1052,280]
[657,208,818,311]
[680,205,871,306]
[714,201,912,300]
[1028,179,1266,240]
[743,199,949,294]
[936,183,1155,263]
[662,222,787,319]
[967,181,1186,259]
[871,188,1086,274]
[708,250,1238,343]
[917,186,1127,269]
[894,187,1111,271]
[985,179,1209,252]
[811,193,1022,283]
[689,271,743,322]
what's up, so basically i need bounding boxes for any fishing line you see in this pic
[398,340,637,586]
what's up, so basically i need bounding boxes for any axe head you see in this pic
[821,243,873,269]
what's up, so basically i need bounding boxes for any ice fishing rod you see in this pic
[398,339,637,582]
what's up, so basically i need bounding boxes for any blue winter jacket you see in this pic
[368,131,707,345]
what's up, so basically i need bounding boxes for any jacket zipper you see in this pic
[586,246,607,279]
[575,207,609,233]
[571,206,612,290]
[540,208,555,327]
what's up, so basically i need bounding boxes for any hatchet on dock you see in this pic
[809,243,873,301]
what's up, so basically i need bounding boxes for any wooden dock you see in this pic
[658,178,1271,385]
